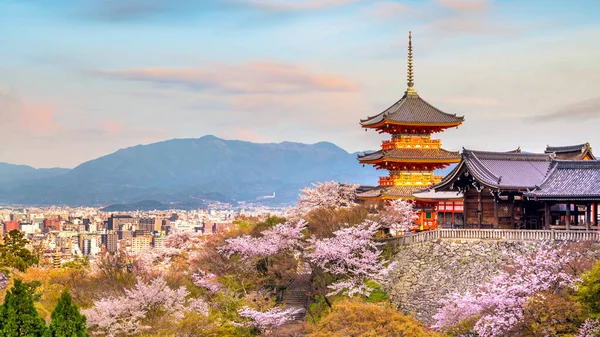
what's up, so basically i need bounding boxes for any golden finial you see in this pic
[406,31,418,96]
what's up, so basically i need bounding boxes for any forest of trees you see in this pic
[1,181,600,336]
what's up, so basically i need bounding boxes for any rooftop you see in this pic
[435,149,553,190]
[358,147,461,163]
[524,160,600,200]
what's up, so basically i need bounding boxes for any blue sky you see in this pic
[1,0,599,168]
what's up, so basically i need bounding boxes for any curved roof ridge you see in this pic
[462,148,551,161]
[545,143,590,153]
[464,151,500,185]
[417,95,465,121]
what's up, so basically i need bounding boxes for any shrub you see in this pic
[308,299,439,337]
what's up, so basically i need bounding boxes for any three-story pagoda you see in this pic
[357,32,464,229]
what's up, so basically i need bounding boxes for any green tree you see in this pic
[0,230,38,272]
[47,289,89,337]
[0,278,48,337]
[577,260,600,317]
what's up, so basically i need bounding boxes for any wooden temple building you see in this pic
[356,31,464,230]
[428,148,600,230]
[356,32,600,232]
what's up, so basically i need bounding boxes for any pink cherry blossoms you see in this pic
[306,221,396,297]
[578,318,600,337]
[287,181,359,219]
[218,220,306,259]
[379,199,418,235]
[236,306,303,333]
[84,276,208,337]
[432,242,578,337]
[0,272,7,290]
[192,270,221,293]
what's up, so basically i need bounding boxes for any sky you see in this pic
[1,0,599,168]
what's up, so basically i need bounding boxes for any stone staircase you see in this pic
[274,262,312,336]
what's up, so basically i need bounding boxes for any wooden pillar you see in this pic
[566,202,571,230]
[545,202,551,230]
[478,190,482,229]
[493,199,498,227]
[574,204,579,225]
[464,190,468,229]
[586,203,592,230]
[595,203,599,227]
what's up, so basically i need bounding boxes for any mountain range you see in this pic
[0,135,386,207]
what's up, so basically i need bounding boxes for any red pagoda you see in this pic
[357,32,464,230]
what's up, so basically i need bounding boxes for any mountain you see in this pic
[0,136,379,206]
[0,163,69,184]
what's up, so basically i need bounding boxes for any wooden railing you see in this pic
[380,229,600,246]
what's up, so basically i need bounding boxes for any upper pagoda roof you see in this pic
[524,160,600,200]
[360,94,465,128]
[544,143,595,160]
[358,147,460,163]
[360,31,464,129]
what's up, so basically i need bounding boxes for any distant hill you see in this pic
[0,135,380,206]
[99,199,213,212]
[0,163,69,184]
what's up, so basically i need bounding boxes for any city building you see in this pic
[101,233,118,253]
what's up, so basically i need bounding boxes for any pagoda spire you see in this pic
[406,31,418,97]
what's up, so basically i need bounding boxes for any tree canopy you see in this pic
[48,289,89,337]
[0,278,48,337]
[0,229,38,272]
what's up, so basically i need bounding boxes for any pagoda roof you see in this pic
[360,94,464,128]
[356,185,425,199]
[524,160,600,200]
[435,149,553,191]
[545,143,595,160]
[358,147,461,163]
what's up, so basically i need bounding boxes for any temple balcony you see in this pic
[379,175,444,187]
[381,138,441,150]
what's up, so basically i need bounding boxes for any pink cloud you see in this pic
[0,95,65,135]
[368,1,412,19]
[93,60,360,95]
[100,120,126,134]
[231,127,270,143]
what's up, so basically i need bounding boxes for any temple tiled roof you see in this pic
[435,149,553,190]
[545,143,595,160]
[358,148,460,162]
[356,185,426,199]
[360,94,464,127]
[524,160,600,200]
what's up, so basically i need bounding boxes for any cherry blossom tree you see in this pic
[578,318,600,337]
[379,199,418,235]
[218,220,306,259]
[0,272,7,290]
[192,270,221,293]
[306,221,396,297]
[84,276,208,336]
[236,306,303,333]
[287,181,359,219]
[432,242,578,337]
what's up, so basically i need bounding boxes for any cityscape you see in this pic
[0,202,286,264]
[1,0,600,336]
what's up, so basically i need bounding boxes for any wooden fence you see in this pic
[380,229,600,246]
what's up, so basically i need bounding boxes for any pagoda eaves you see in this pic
[360,94,464,133]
